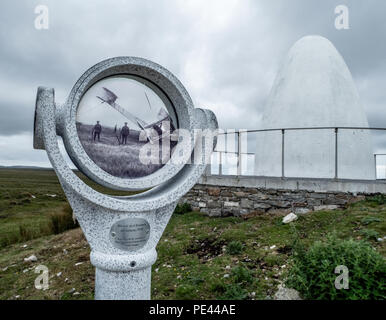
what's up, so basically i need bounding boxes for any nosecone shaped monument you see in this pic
[255,35,375,180]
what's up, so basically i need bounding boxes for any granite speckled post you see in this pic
[34,57,218,300]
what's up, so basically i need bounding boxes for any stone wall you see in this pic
[180,184,367,217]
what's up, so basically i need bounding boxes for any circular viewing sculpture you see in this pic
[33,57,218,300]
[54,57,197,191]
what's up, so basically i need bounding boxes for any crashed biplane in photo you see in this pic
[97,87,176,144]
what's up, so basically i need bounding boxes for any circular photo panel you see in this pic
[76,75,178,179]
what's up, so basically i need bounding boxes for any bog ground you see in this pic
[0,169,385,300]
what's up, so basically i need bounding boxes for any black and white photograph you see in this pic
[76,76,177,178]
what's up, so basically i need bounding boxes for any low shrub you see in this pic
[359,228,380,241]
[175,284,196,300]
[286,236,386,300]
[264,253,285,267]
[186,275,204,286]
[174,203,192,215]
[231,266,253,283]
[226,241,243,255]
[366,194,386,205]
[210,280,226,294]
[19,224,34,241]
[219,284,248,300]
[361,216,382,225]
[49,204,78,235]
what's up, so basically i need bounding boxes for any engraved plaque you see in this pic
[109,218,150,251]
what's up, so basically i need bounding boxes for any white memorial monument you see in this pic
[255,35,375,180]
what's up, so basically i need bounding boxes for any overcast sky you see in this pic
[0,0,385,167]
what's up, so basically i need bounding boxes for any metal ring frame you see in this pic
[60,57,195,191]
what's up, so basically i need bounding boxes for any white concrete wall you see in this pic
[255,36,375,180]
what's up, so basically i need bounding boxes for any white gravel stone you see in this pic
[24,255,37,262]
[282,213,298,224]
[46,194,57,198]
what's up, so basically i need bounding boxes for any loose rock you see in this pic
[24,255,37,262]
[282,213,298,224]
[274,284,302,300]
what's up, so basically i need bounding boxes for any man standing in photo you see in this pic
[92,121,102,142]
[120,122,130,145]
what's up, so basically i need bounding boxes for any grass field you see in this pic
[0,169,385,300]
[0,169,134,248]
[77,123,174,178]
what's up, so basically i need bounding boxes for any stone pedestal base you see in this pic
[95,266,152,300]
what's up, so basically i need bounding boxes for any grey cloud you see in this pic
[0,0,386,166]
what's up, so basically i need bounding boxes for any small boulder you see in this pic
[282,213,298,224]
[274,284,302,300]
[24,255,37,262]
